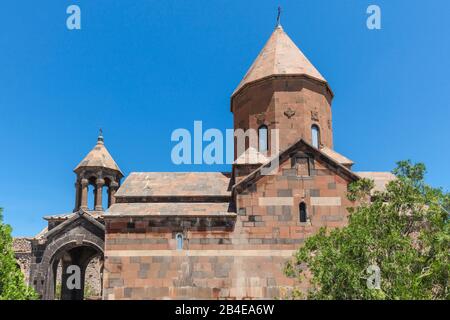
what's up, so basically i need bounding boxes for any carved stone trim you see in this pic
[255,113,265,125]
[284,108,295,119]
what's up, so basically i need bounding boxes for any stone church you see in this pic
[15,23,394,300]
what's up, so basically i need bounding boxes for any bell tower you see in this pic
[231,22,334,159]
[73,130,123,212]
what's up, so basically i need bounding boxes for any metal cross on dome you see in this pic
[98,128,104,142]
[276,6,282,27]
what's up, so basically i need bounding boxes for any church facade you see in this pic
[19,24,394,300]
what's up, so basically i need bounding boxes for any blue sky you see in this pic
[1,0,449,236]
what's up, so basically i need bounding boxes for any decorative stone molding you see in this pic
[255,113,265,124]
[284,108,295,119]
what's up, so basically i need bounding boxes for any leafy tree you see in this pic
[0,208,37,300]
[285,161,449,300]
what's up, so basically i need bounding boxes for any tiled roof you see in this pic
[233,26,326,96]
[34,227,48,239]
[43,211,103,221]
[74,138,122,174]
[43,212,74,221]
[356,172,396,192]
[108,202,234,217]
[115,172,232,197]
[320,147,354,166]
[43,211,105,239]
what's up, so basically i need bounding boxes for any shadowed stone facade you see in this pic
[16,24,395,299]
[13,238,33,285]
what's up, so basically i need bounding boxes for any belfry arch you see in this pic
[75,175,119,211]
[32,212,105,300]
[46,240,104,300]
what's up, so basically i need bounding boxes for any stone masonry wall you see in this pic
[102,155,355,299]
[13,238,33,285]
[232,77,333,155]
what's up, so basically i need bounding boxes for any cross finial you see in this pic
[98,128,104,144]
[276,6,282,28]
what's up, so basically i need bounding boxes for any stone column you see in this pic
[80,178,89,210]
[60,253,75,300]
[94,178,105,211]
[109,181,119,207]
[73,181,81,212]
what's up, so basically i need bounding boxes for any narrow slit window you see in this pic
[258,125,268,153]
[299,202,308,223]
[311,125,320,148]
[176,233,184,250]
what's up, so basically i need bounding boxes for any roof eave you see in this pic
[73,165,124,177]
[103,212,237,219]
[230,74,333,112]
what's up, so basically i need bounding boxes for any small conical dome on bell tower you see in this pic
[73,130,123,212]
[74,129,122,174]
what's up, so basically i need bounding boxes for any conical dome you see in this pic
[233,25,327,96]
[74,132,123,175]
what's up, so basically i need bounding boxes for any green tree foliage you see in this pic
[0,208,37,300]
[285,161,449,300]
